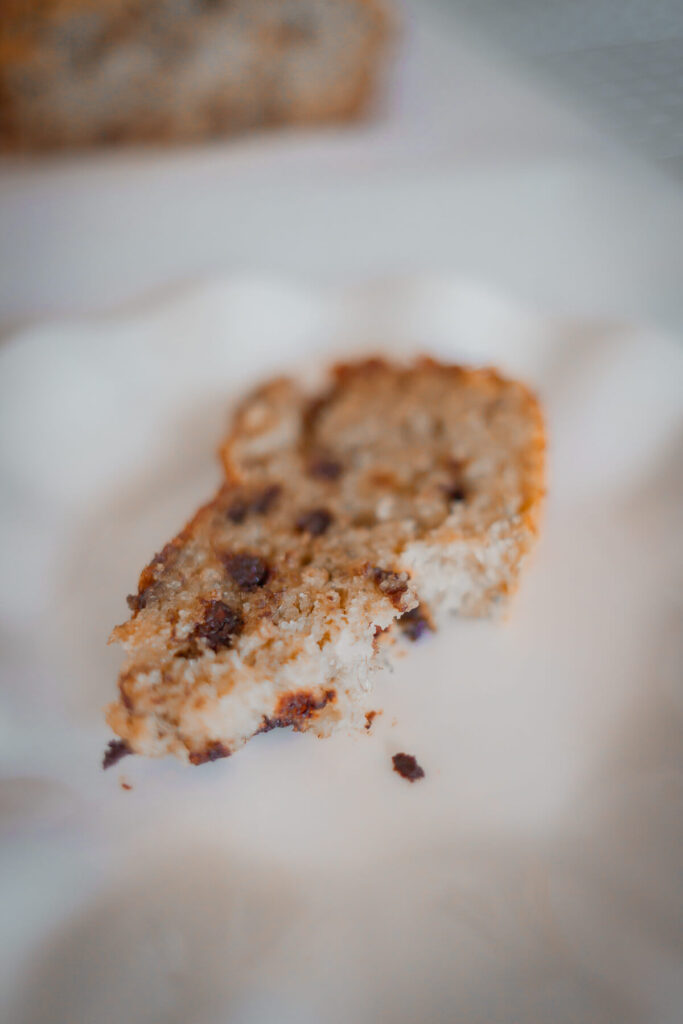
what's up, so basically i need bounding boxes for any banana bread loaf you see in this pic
[0,0,390,148]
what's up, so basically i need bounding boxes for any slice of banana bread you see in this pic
[106,358,545,765]
[0,0,390,149]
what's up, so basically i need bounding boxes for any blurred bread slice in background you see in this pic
[0,0,392,149]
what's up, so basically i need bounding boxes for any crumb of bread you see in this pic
[392,752,425,781]
[365,710,381,731]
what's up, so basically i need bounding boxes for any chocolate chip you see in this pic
[194,600,244,651]
[226,552,270,589]
[370,567,408,598]
[251,484,281,515]
[126,592,144,612]
[296,508,333,536]
[189,741,230,765]
[227,500,248,524]
[444,484,467,503]
[308,458,343,481]
[392,752,425,782]
[102,739,131,770]
[398,607,432,642]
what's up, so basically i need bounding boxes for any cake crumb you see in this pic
[365,710,381,731]
[392,752,425,782]
[120,778,132,791]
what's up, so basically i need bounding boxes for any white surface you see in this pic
[2,3,683,333]
[446,0,683,173]
[1,277,682,1023]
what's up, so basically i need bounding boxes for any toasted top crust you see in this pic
[107,358,545,764]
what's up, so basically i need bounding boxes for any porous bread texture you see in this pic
[107,358,545,764]
[0,0,390,149]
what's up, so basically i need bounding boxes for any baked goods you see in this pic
[106,358,545,765]
[0,0,390,149]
